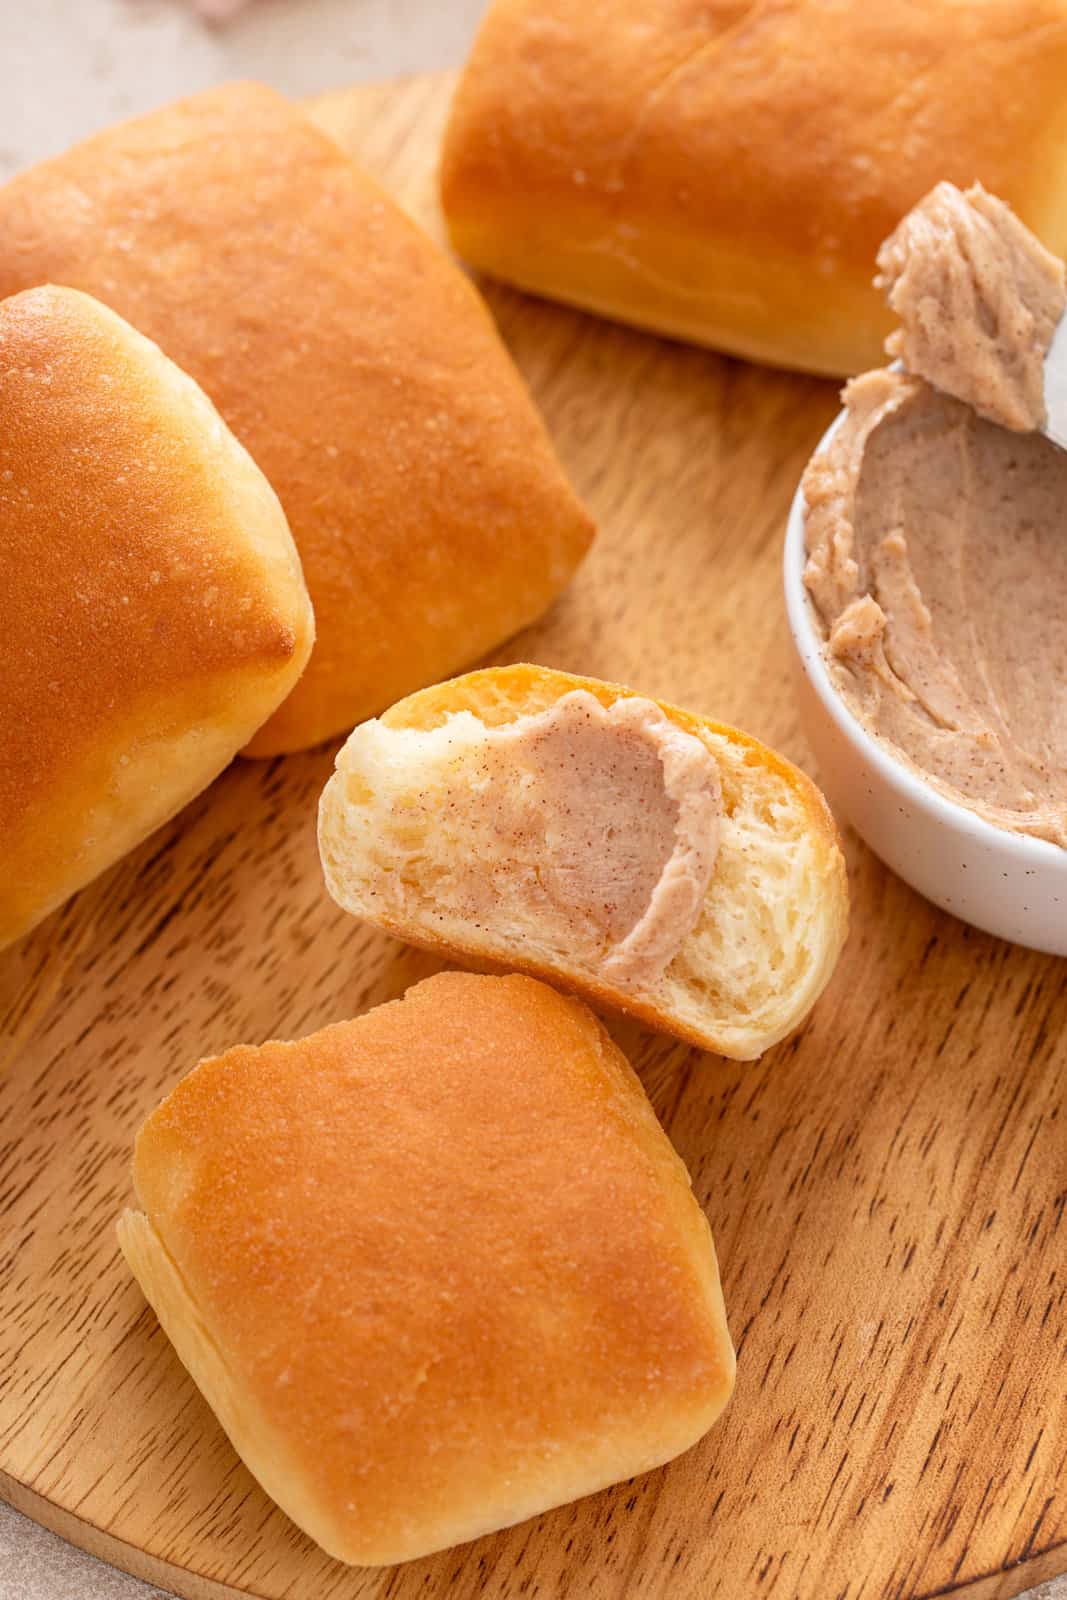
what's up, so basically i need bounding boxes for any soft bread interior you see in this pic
[319,669,847,1060]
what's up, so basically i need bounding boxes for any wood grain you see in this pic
[0,71,1064,1600]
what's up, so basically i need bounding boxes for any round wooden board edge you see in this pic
[1,1468,250,1600]
[2,67,1065,1600]
[4,1462,1064,1600]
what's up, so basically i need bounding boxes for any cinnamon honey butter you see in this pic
[803,183,1067,848]
[339,690,722,988]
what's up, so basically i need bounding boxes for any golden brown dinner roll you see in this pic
[0,82,593,756]
[319,665,848,1060]
[117,971,735,1566]
[440,0,1067,376]
[0,285,312,951]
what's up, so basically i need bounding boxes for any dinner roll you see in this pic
[319,665,848,1060]
[118,971,735,1566]
[0,285,312,951]
[440,0,1067,376]
[0,82,594,755]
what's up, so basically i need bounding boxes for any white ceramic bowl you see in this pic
[783,420,1067,956]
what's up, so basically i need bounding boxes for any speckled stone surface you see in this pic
[0,0,485,183]
[0,1502,169,1599]
[0,4,1062,1598]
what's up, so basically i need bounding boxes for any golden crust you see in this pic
[440,0,1067,375]
[336,664,849,1058]
[0,82,594,755]
[119,971,735,1566]
[0,285,313,950]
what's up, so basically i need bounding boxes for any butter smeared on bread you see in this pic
[118,972,735,1566]
[319,666,848,1059]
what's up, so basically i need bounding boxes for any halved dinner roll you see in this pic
[0,82,593,755]
[319,666,848,1059]
[0,285,313,951]
[118,971,735,1566]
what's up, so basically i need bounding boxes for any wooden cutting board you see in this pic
[0,72,1064,1600]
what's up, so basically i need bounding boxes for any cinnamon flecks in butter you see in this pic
[804,370,1067,847]
[803,184,1067,848]
[875,181,1066,433]
[352,691,723,988]
[498,692,722,985]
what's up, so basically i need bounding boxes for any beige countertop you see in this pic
[0,0,483,184]
[0,4,1061,1598]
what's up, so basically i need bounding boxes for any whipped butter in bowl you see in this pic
[785,183,1067,953]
